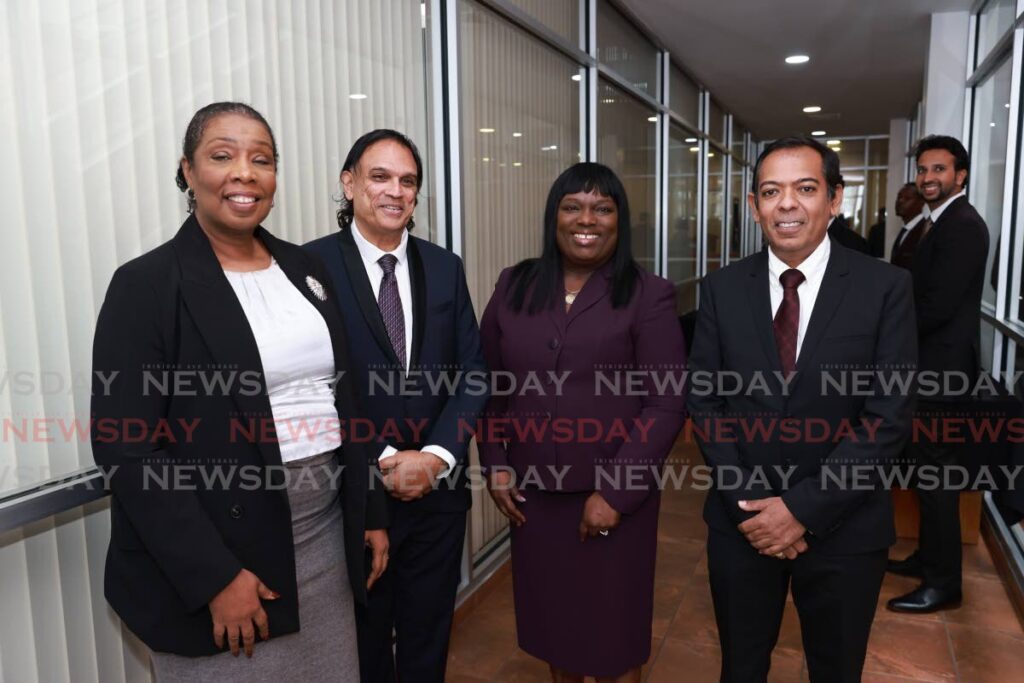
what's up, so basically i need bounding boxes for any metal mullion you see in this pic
[658,51,669,278]
[969,25,1013,87]
[597,63,663,113]
[585,0,597,160]
[995,27,1022,328]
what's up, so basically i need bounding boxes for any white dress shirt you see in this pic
[923,189,966,224]
[349,221,455,477]
[768,234,831,361]
[224,261,341,463]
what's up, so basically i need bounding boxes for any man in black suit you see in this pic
[305,130,488,682]
[827,211,870,254]
[688,136,916,682]
[887,135,989,613]
[890,182,926,269]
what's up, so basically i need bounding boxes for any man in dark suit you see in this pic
[887,135,989,613]
[305,129,488,682]
[688,136,916,682]
[890,182,926,268]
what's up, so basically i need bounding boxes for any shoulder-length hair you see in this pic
[508,162,639,314]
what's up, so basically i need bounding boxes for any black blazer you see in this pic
[911,195,989,376]
[304,228,489,513]
[687,240,917,554]
[91,216,388,656]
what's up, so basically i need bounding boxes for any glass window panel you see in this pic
[597,80,657,273]
[707,148,725,271]
[970,57,1012,306]
[835,139,866,169]
[729,159,743,262]
[459,1,582,309]
[504,0,580,47]
[597,3,658,97]
[867,138,889,166]
[839,171,865,236]
[708,99,726,144]
[668,125,700,312]
[866,169,888,235]
[977,0,1016,66]
[732,123,746,160]
[669,63,700,127]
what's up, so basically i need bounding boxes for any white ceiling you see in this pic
[618,0,977,139]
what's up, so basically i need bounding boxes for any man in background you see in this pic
[890,182,926,269]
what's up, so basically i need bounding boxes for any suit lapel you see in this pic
[171,216,281,468]
[566,261,614,326]
[791,241,852,392]
[745,251,782,371]
[407,237,427,369]
[335,228,403,367]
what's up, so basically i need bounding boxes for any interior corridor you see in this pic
[447,440,1024,683]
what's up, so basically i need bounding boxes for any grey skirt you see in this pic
[150,451,359,682]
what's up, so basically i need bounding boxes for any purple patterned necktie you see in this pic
[773,268,805,375]
[377,254,406,370]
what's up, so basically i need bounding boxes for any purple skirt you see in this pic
[510,486,660,677]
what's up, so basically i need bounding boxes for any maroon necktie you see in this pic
[773,268,805,374]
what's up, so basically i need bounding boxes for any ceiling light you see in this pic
[482,157,490,162]
[708,152,715,157]
[512,132,523,137]
[572,74,582,82]
[349,93,368,100]
[648,116,658,122]
[990,122,997,127]
[601,98,615,104]
[479,127,495,133]
[689,146,700,152]
[812,130,826,136]
[685,137,697,143]
[826,139,840,145]
[785,55,810,65]
[803,106,822,113]
[513,162,523,167]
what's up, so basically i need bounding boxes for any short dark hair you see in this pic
[175,102,278,213]
[913,134,970,186]
[508,162,639,314]
[336,129,424,231]
[751,136,844,203]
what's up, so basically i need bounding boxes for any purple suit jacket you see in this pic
[478,263,687,515]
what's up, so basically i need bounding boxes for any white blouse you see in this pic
[224,261,340,463]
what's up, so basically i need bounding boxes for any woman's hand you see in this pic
[578,492,621,541]
[209,568,279,657]
[486,469,526,526]
[365,529,389,590]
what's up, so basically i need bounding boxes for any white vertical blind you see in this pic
[0,1,429,680]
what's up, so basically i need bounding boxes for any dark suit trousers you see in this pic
[707,529,886,683]
[356,503,466,683]
[910,438,963,592]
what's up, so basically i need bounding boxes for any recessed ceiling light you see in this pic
[482,157,490,162]
[479,128,495,133]
[512,132,523,137]
[541,145,558,151]
[990,122,997,127]
[685,137,697,143]
[803,106,822,113]
[601,98,615,104]
[812,130,826,136]
[785,55,810,65]
[708,152,715,157]
[513,162,523,167]
[689,146,700,152]
[647,116,658,122]
[826,139,841,145]
[571,74,582,82]
[349,93,368,100]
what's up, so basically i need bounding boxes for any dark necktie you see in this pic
[773,268,805,374]
[377,254,406,369]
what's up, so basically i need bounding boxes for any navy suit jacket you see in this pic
[305,228,488,512]
[687,240,917,554]
[478,263,687,515]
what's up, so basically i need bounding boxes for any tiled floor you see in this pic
[448,441,1024,682]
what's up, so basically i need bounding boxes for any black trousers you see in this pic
[356,506,466,683]
[707,529,887,683]
[909,438,963,591]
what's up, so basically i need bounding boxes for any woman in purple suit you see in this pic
[479,163,687,682]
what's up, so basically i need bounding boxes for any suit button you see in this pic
[549,338,560,350]
[229,504,244,519]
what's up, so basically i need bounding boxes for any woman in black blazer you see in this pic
[91,102,387,680]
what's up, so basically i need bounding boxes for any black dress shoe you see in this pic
[886,585,962,613]
[887,553,923,578]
